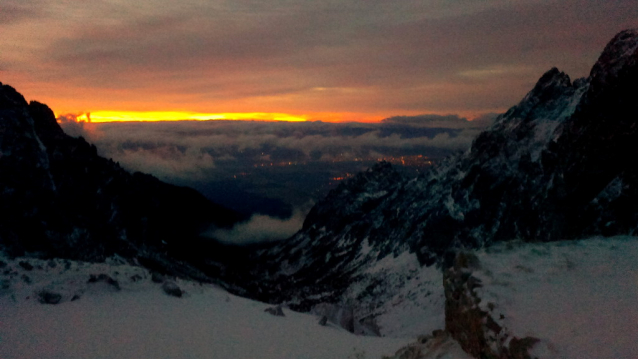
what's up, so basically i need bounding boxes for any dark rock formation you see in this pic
[37,290,62,305]
[443,252,540,359]
[18,261,33,271]
[0,84,242,279]
[318,315,328,326]
[311,303,355,333]
[87,273,121,290]
[264,305,285,317]
[151,272,166,283]
[162,280,183,297]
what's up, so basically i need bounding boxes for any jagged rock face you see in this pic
[0,83,240,277]
[542,29,638,238]
[250,29,638,320]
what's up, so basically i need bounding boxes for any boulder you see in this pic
[18,261,33,271]
[264,305,285,317]
[37,290,62,304]
[87,273,121,290]
[162,280,183,297]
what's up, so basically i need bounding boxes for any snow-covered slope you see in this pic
[3,239,636,359]
[0,255,416,359]
[452,236,638,359]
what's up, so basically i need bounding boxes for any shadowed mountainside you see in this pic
[246,29,638,316]
[0,84,243,279]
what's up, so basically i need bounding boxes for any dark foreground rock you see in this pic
[37,290,62,305]
[264,305,285,317]
[162,281,183,297]
[444,252,539,359]
[88,274,121,290]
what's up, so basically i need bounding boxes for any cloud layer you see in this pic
[61,114,495,183]
[205,206,310,245]
[56,114,497,244]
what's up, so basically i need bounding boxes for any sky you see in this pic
[2,0,637,122]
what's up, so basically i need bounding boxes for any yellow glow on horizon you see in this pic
[86,111,308,123]
[53,109,498,124]
[76,113,90,122]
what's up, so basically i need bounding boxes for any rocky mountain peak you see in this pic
[535,67,572,90]
[0,82,28,109]
[497,67,584,126]
[588,28,638,97]
[332,160,400,195]
[28,101,67,143]
[301,161,401,231]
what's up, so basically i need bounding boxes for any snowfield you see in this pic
[1,235,636,359]
[344,247,447,339]
[472,236,638,359]
[0,256,412,359]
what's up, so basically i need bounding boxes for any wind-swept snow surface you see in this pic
[0,257,411,359]
[3,236,635,359]
[472,236,638,359]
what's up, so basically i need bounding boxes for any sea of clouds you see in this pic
[57,113,496,244]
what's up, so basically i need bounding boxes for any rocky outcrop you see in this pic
[37,289,63,305]
[87,273,121,290]
[310,302,383,334]
[162,280,184,297]
[264,305,285,317]
[379,330,473,359]
[443,252,538,359]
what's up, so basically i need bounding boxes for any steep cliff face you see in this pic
[541,29,638,238]
[249,29,638,333]
[0,83,241,278]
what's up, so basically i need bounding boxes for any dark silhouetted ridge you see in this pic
[0,82,242,280]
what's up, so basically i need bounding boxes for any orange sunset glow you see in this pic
[71,111,308,123]
[3,1,634,125]
[54,110,395,123]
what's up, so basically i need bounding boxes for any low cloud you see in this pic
[205,206,310,245]
[470,113,500,129]
[54,115,498,182]
[54,114,497,217]
[115,147,215,181]
[382,114,471,128]
[57,113,90,138]
[381,113,497,129]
